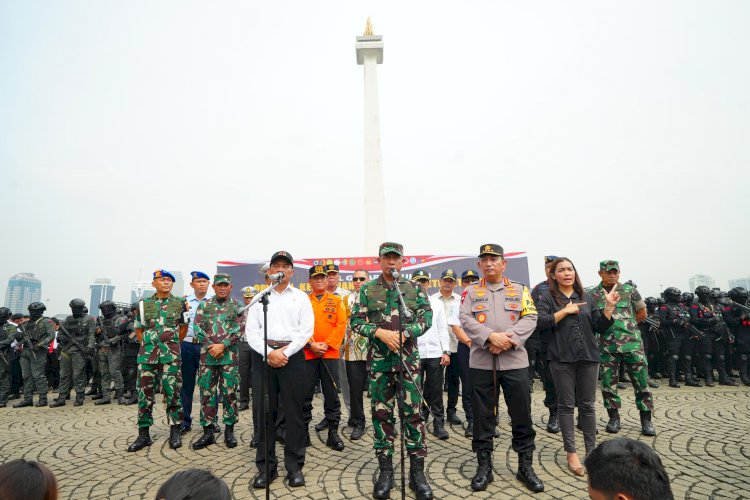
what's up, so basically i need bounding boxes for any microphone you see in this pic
[389,269,399,279]
[267,272,285,282]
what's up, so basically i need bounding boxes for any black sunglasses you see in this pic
[352,277,367,282]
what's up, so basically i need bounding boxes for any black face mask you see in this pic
[29,311,43,320]
[101,308,116,319]
[71,306,86,318]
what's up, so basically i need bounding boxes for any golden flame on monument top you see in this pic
[363,17,374,36]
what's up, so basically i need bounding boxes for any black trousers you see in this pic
[471,367,535,454]
[303,357,341,426]
[420,357,445,420]
[346,360,367,428]
[526,332,542,381]
[238,340,252,404]
[445,352,460,412]
[457,343,473,420]
[122,344,139,395]
[252,349,306,474]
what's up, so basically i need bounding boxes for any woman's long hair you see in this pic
[547,257,585,306]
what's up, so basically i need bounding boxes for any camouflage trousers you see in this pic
[137,362,183,428]
[0,355,10,401]
[98,344,124,392]
[20,348,48,401]
[600,350,653,412]
[198,363,239,427]
[58,349,88,397]
[369,368,427,457]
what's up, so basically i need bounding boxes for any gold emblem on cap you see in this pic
[484,245,492,252]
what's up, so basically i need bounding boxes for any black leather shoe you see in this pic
[94,396,111,405]
[34,398,48,407]
[127,427,153,452]
[287,470,305,487]
[169,424,182,449]
[314,417,328,432]
[238,401,249,411]
[327,426,345,451]
[73,394,85,407]
[431,419,449,440]
[516,451,544,493]
[224,424,237,448]
[546,412,560,433]
[350,425,365,440]
[252,470,278,488]
[49,398,65,408]
[191,426,216,450]
[446,410,462,425]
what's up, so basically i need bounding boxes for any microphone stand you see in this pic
[390,271,411,500]
[240,277,282,500]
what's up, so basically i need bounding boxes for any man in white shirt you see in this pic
[246,250,314,489]
[413,270,451,440]
[434,270,463,426]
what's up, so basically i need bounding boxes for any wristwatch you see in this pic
[305,342,312,350]
[443,350,450,355]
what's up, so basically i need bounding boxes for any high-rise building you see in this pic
[728,277,750,291]
[4,273,42,314]
[688,274,715,292]
[89,278,115,315]
[130,281,156,303]
[171,271,185,297]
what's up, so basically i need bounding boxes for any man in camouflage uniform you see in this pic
[50,299,96,407]
[589,260,655,436]
[0,307,14,407]
[12,302,56,407]
[351,242,434,500]
[191,274,242,450]
[93,300,126,405]
[127,269,188,452]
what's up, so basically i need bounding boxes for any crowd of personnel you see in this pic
[0,245,747,499]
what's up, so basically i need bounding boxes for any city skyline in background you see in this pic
[3,268,748,316]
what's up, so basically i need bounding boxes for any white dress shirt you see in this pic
[433,292,461,353]
[417,295,450,359]
[245,284,314,359]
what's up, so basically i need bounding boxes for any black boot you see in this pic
[546,410,560,433]
[34,395,48,407]
[169,424,182,449]
[668,356,680,387]
[446,409,461,425]
[91,390,103,400]
[431,418,449,440]
[740,356,750,386]
[224,424,237,448]
[470,450,493,491]
[127,427,153,452]
[85,384,99,396]
[373,454,394,500]
[125,393,138,405]
[192,426,216,450]
[326,422,345,451]
[116,389,127,405]
[464,419,473,438]
[717,361,739,386]
[640,411,656,436]
[408,455,433,500]
[516,451,544,493]
[74,393,85,406]
[314,417,328,432]
[12,398,32,408]
[49,397,66,408]
[704,368,715,387]
[605,408,621,433]
[94,392,111,405]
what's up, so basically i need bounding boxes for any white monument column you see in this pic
[356,18,386,254]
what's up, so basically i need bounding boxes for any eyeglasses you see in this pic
[352,277,367,282]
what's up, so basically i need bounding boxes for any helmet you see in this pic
[645,297,658,306]
[99,300,116,311]
[28,302,46,311]
[728,287,749,302]
[69,298,86,308]
[0,307,11,320]
[657,297,666,306]
[663,287,682,303]
[694,286,711,298]
[710,289,722,301]
[681,292,694,304]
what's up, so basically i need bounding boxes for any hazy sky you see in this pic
[1,1,749,314]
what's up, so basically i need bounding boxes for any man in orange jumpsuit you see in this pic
[304,265,347,451]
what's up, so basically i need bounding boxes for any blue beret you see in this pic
[190,271,210,281]
[153,269,176,282]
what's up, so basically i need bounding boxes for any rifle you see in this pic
[642,316,661,332]
[17,324,38,360]
[732,300,750,314]
[57,323,93,361]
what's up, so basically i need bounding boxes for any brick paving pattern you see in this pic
[1,382,748,499]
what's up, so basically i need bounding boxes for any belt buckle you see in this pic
[192,338,200,344]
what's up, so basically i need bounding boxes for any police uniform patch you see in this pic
[509,314,516,321]
[477,313,487,323]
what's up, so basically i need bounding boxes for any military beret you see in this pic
[599,260,620,271]
[379,242,404,256]
[270,251,293,266]
[153,269,176,282]
[240,286,257,298]
[441,269,457,281]
[309,265,327,278]
[478,244,503,258]
[325,264,340,274]
[461,269,479,280]
[191,271,210,281]
[213,274,231,284]
[412,270,430,282]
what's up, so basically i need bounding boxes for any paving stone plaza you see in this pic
[1,383,748,499]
